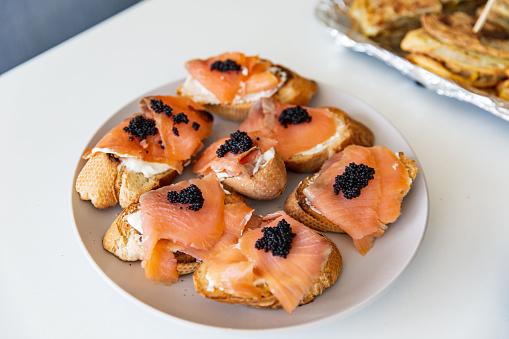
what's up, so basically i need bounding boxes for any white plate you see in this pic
[71,79,429,330]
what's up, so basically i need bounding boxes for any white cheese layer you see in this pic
[179,67,287,105]
[125,210,143,234]
[91,148,172,177]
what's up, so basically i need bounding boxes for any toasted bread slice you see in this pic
[103,192,247,269]
[76,152,178,209]
[193,232,341,310]
[177,62,317,122]
[285,152,418,233]
[285,106,374,173]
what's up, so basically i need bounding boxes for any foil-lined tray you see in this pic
[315,0,509,122]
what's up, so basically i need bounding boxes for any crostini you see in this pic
[75,95,213,209]
[285,145,418,256]
[239,98,374,173]
[192,130,287,200]
[193,211,342,314]
[176,52,317,121]
[103,173,255,284]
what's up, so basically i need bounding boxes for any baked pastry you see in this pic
[193,211,341,314]
[75,95,213,209]
[285,145,418,255]
[176,52,317,121]
[402,28,509,82]
[239,98,374,173]
[349,0,442,37]
[401,12,509,90]
[192,130,287,200]
[421,12,509,59]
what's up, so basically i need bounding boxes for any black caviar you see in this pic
[333,162,375,199]
[192,122,200,131]
[150,98,173,117]
[167,184,204,211]
[163,105,173,117]
[278,106,312,128]
[123,115,157,140]
[255,219,296,258]
[173,113,189,125]
[150,99,164,113]
[216,130,253,158]
[172,127,179,136]
[210,59,241,72]
[158,140,165,149]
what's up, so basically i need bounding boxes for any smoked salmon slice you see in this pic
[143,239,179,284]
[193,131,277,177]
[184,52,281,103]
[202,211,333,314]
[89,95,213,173]
[139,173,254,284]
[303,145,417,255]
[201,246,261,299]
[175,202,254,262]
[239,98,337,161]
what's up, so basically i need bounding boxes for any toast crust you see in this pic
[76,152,178,209]
[220,151,287,201]
[285,151,418,233]
[285,106,374,173]
[193,233,342,310]
[177,62,317,121]
[76,152,120,209]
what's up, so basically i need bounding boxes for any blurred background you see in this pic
[0,0,139,75]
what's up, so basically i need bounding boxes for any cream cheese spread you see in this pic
[91,148,172,177]
[125,210,143,234]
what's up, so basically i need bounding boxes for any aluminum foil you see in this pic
[315,0,509,122]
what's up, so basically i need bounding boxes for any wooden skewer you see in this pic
[473,0,497,33]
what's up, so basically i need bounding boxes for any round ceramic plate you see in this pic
[71,79,429,330]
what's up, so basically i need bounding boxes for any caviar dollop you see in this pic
[216,130,253,158]
[167,184,204,211]
[333,162,375,199]
[210,59,242,72]
[255,219,296,258]
[172,112,189,125]
[278,106,312,128]
[150,99,173,117]
[123,116,157,140]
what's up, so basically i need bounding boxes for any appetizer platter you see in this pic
[316,0,509,122]
[71,53,428,329]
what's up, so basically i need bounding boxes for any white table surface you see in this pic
[1,0,508,337]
